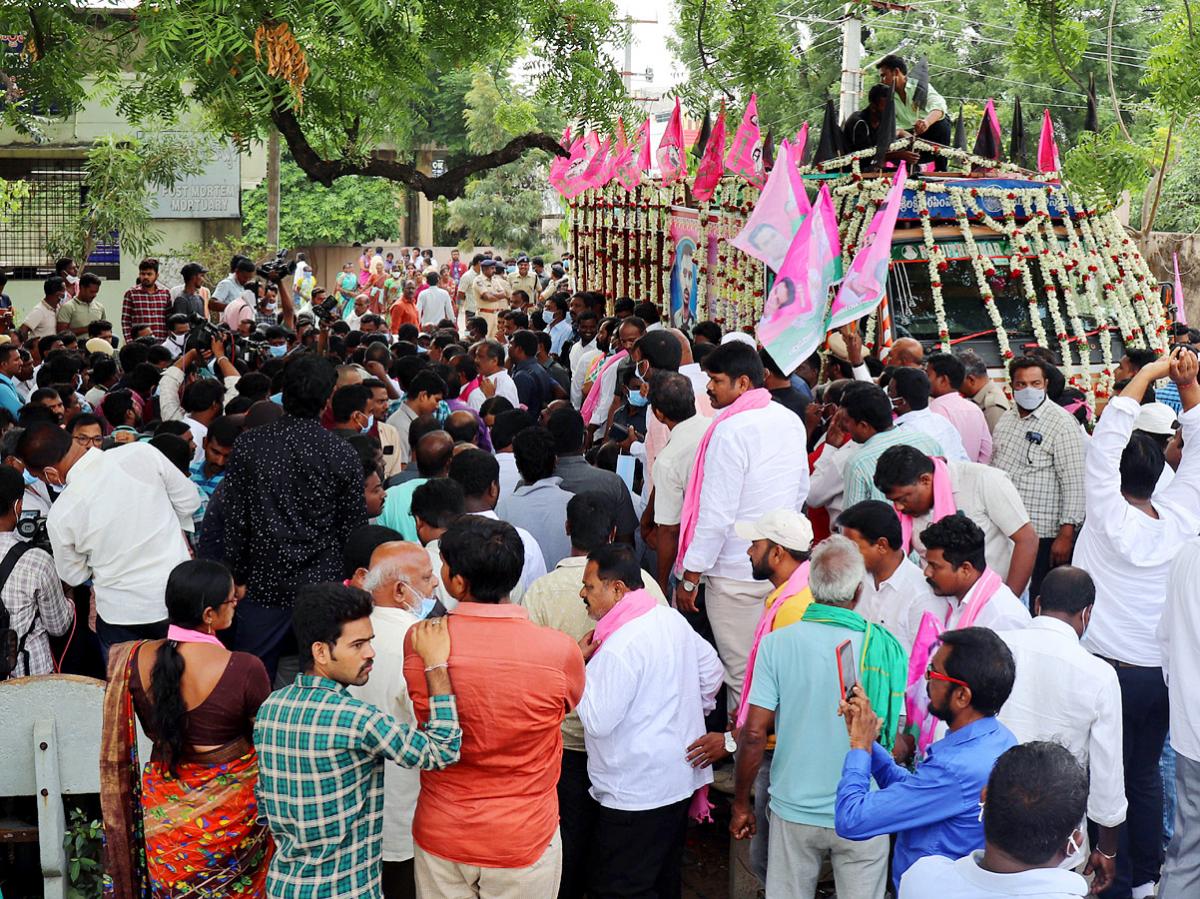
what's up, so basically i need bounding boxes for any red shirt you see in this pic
[389,299,420,333]
[405,602,585,867]
[121,286,171,342]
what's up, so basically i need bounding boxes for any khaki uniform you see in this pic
[476,275,512,337]
[508,271,538,301]
[970,379,1012,433]
[458,268,481,315]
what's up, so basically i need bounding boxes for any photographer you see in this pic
[0,465,73,678]
[16,421,198,659]
[212,256,257,316]
[157,334,240,424]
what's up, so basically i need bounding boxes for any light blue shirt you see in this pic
[548,318,572,357]
[749,620,865,828]
[0,372,22,419]
[495,476,573,569]
[842,426,944,507]
[377,478,427,541]
[836,716,1018,891]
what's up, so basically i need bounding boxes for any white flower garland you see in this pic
[916,186,952,352]
[948,189,1015,367]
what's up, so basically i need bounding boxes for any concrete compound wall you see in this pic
[1136,231,1200,326]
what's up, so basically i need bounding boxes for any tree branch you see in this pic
[270,106,567,199]
[1106,0,1132,141]
[1047,5,1085,92]
[1140,112,1175,239]
[697,0,735,102]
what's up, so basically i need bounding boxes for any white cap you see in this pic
[1135,401,1178,436]
[721,331,757,348]
[734,509,814,553]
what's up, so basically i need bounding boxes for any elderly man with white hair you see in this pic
[347,540,441,899]
[731,535,907,899]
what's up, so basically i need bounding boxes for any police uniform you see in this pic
[508,271,538,301]
[476,270,512,337]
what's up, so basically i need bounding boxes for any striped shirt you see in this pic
[842,427,945,508]
[254,676,461,899]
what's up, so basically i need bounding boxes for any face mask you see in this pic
[265,303,278,314]
[360,413,375,435]
[1066,830,1082,858]
[1014,386,1046,411]
[542,310,554,325]
[628,390,649,408]
[413,596,438,619]
[169,333,186,346]
[268,344,287,358]
[66,274,79,285]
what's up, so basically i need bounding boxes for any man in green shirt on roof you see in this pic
[878,54,952,170]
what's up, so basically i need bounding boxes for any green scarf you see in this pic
[800,602,908,749]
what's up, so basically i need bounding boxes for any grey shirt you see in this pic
[495,476,573,569]
[553,454,639,539]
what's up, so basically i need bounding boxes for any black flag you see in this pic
[953,105,967,150]
[912,56,930,111]
[1085,73,1099,132]
[763,128,775,170]
[694,108,712,160]
[814,99,846,164]
[1010,97,1027,167]
[874,84,897,169]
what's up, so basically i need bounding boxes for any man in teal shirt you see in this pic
[878,54,952,170]
[378,430,454,539]
[841,382,943,508]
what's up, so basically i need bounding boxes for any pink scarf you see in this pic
[166,624,225,647]
[591,588,657,650]
[736,562,809,728]
[461,376,482,403]
[674,388,774,575]
[898,456,956,554]
[580,350,628,425]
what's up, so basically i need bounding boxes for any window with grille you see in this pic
[0,158,120,280]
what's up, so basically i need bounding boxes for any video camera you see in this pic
[16,512,51,554]
[186,313,224,352]
[257,249,297,284]
[312,292,341,325]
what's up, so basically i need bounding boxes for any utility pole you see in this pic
[621,15,658,94]
[839,10,863,122]
[266,128,281,247]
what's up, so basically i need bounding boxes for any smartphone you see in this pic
[836,639,858,702]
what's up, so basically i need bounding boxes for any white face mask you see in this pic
[66,274,79,285]
[1013,386,1046,411]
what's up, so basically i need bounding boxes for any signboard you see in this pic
[667,206,720,329]
[896,180,1075,221]
[146,135,241,219]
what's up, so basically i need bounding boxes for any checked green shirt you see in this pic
[254,675,462,898]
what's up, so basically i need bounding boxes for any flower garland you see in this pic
[992,191,1049,351]
[948,188,1015,367]
[1024,193,1079,385]
[1056,196,1114,398]
[917,185,953,352]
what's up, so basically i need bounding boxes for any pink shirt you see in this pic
[221,296,255,331]
[930,392,993,464]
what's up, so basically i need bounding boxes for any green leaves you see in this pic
[1143,5,1200,118]
[1062,126,1153,210]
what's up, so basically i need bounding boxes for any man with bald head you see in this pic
[379,430,454,541]
[348,540,441,899]
[890,337,925,368]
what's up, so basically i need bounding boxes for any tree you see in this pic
[445,71,562,253]
[241,153,406,247]
[45,134,205,265]
[2,1,628,200]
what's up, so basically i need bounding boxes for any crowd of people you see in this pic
[3,246,1200,899]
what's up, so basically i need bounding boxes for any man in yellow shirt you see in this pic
[475,258,512,338]
[507,255,538,300]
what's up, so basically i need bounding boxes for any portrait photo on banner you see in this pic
[668,207,718,330]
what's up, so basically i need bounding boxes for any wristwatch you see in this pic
[723,731,738,753]
[680,579,698,594]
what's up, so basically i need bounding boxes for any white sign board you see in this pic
[147,136,241,220]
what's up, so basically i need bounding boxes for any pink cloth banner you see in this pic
[1176,252,1188,327]
[657,98,688,185]
[548,126,572,182]
[551,132,601,198]
[692,106,728,201]
[583,136,611,188]
[827,162,907,330]
[613,118,650,190]
[725,94,765,187]
[755,183,842,373]
[729,136,811,272]
[1037,108,1060,174]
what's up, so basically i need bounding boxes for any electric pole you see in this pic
[839,11,863,122]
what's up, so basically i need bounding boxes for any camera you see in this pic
[257,249,296,284]
[312,292,341,324]
[186,313,224,353]
[16,512,51,553]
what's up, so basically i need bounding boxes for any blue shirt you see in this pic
[1157,380,1183,414]
[0,373,22,419]
[377,477,427,541]
[835,716,1017,890]
[748,619,865,828]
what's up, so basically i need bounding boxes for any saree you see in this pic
[101,641,273,898]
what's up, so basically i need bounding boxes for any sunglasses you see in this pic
[925,665,969,689]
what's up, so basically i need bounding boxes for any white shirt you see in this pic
[807,440,857,522]
[908,461,1032,582]
[679,362,710,398]
[496,452,520,502]
[416,286,455,328]
[578,604,723,810]
[569,338,597,378]
[586,355,623,427]
[1078,397,1200,666]
[896,407,969,462]
[46,443,199,625]
[900,852,1088,898]
[942,576,1031,632]
[181,415,208,466]
[457,269,479,308]
[681,400,809,581]
[347,605,421,861]
[1160,538,1200,761]
[652,415,710,527]
[466,371,520,411]
[470,510,546,603]
[999,617,1126,833]
[854,556,941,652]
[571,347,604,409]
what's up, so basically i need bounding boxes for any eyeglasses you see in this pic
[925,665,969,689]
[72,434,103,448]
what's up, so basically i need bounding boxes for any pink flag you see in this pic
[725,94,765,187]
[756,183,843,373]
[548,126,572,182]
[1175,252,1188,327]
[614,118,651,190]
[583,136,611,188]
[692,106,728,201]
[552,132,601,198]
[657,98,687,185]
[1037,109,1060,173]
[828,162,908,330]
[730,137,811,272]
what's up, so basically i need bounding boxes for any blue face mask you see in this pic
[360,413,375,435]
[413,596,438,619]
[542,309,555,325]
[268,344,287,358]
[628,390,649,408]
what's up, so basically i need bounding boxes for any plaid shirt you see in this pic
[990,400,1086,538]
[120,285,170,342]
[254,675,461,899]
[0,532,74,676]
[189,460,225,529]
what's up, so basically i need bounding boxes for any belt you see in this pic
[1097,656,1158,670]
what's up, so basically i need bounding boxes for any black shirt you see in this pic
[223,415,366,607]
[770,385,810,420]
[511,358,556,419]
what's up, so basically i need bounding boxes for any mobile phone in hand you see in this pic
[836,639,858,702]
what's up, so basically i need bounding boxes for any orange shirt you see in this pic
[404,602,586,868]
[390,299,420,332]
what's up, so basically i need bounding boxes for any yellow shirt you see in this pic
[768,584,814,631]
